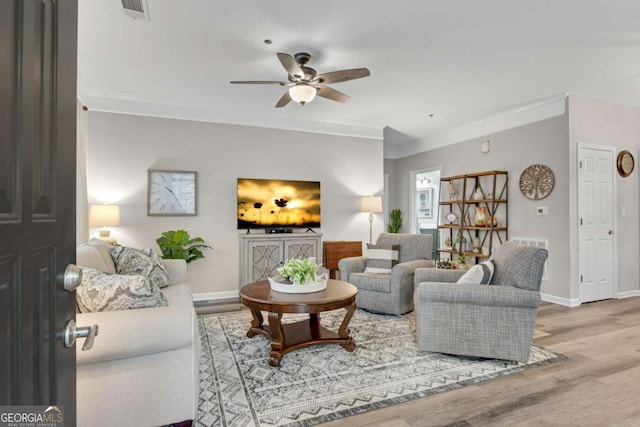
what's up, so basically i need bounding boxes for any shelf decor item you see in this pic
[475,206,487,226]
[519,164,554,201]
[148,169,197,216]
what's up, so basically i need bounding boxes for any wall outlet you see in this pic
[536,206,548,216]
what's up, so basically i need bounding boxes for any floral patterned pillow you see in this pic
[76,267,168,313]
[108,246,170,288]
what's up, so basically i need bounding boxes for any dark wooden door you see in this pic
[0,0,78,424]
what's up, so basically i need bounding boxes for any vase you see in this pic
[472,237,481,253]
[475,206,487,227]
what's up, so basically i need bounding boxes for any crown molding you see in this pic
[388,93,568,159]
[76,83,384,140]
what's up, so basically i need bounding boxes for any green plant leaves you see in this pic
[278,258,319,284]
[156,229,211,264]
[387,209,402,233]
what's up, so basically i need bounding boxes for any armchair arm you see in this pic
[415,283,541,308]
[338,256,367,281]
[163,259,187,285]
[391,259,435,283]
[415,267,465,284]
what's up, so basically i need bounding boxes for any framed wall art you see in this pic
[519,164,554,201]
[147,169,197,216]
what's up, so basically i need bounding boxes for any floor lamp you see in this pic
[361,196,383,244]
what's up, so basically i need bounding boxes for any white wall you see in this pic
[388,114,572,301]
[568,96,640,300]
[85,112,384,298]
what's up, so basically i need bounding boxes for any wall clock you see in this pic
[147,170,197,216]
[617,150,635,177]
[519,164,555,201]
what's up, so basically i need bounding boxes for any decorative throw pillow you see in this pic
[76,267,168,313]
[364,243,400,274]
[457,260,495,285]
[108,246,170,288]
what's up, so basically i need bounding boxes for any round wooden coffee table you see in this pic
[239,279,358,367]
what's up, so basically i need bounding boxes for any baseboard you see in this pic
[540,293,581,307]
[617,290,640,299]
[193,290,239,303]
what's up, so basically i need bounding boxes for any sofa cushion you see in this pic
[108,246,170,288]
[364,243,399,274]
[77,244,108,271]
[76,267,169,313]
[88,238,117,273]
[457,260,495,285]
[349,272,392,293]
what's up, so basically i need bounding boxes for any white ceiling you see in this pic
[77,1,640,158]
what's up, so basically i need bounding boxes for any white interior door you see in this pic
[578,145,616,302]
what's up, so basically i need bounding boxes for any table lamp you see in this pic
[89,204,120,245]
[361,195,383,244]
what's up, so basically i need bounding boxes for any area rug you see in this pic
[196,309,565,427]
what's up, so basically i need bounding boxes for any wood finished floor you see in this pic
[320,297,640,427]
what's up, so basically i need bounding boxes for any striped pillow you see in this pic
[364,244,400,274]
[457,260,495,285]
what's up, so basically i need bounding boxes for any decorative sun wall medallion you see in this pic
[519,164,555,200]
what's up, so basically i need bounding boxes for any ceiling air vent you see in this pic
[121,0,150,21]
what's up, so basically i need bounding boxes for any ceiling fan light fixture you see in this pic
[288,84,316,105]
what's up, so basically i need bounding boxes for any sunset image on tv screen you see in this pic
[237,178,321,229]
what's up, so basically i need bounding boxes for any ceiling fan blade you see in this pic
[316,86,351,103]
[277,53,305,79]
[316,68,370,84]
[230,80,288,85]
[275,91,292,108]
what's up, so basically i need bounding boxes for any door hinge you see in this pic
[579,160,583,168]
[580,218,583,225]
[580,275,583,282]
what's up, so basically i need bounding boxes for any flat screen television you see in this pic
[237,178,321,230]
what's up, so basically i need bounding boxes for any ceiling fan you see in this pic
[230,52,370,108]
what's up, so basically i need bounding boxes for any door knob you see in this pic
[609,230,613,235]
[62,264,83,291]
[64,319,99,351]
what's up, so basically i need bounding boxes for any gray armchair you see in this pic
[339,233,434,315]
[413,242,548,362]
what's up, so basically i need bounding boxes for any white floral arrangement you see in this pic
[278,258,319,285]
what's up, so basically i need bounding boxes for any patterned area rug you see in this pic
[196,309,565,427]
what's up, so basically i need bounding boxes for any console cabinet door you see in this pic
[247,240,284,282]
[284,238,318,261]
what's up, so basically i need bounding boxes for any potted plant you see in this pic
[156,229,211,264]
[456,253,469,269]
[278,258,320,285]
[388,209,403,233]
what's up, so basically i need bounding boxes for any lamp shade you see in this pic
[89,204,121,227]
[289,84,317,105]
[361,196,383,213]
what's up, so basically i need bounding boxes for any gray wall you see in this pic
[388,114,571,300]
[387,95,640,305]
[84,112,384,298]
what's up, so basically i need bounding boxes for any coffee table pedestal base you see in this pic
[246,306,356,367]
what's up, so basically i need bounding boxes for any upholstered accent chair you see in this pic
[339,233,435,315]
[414,242,548,362]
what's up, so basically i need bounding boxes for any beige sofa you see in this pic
[75,239,200,427]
